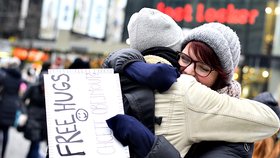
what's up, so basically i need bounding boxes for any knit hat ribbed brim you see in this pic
[127,8,184,52]
[183,22,241,83]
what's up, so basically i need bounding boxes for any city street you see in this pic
[4,127,47,158]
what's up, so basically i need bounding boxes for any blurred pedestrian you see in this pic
[68,57,90,69]
[22,73,47,158]
[0,57,22,158]
[40,61,51,73]
[252,92,280,158]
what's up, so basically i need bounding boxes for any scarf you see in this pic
[217,80,241,98]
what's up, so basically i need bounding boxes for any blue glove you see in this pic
[124,61,180,92]
[106,114,154,158]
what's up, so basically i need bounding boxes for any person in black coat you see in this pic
[22,73,47,158]
[0,57,22,158]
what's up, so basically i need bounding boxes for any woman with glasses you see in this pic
[103,9,280,158]
[177,41,234,92]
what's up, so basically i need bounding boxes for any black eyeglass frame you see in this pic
[177,52,215,77]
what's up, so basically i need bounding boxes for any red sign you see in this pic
[157,2,259,25]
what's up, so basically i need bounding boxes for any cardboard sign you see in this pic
[44,69,129,158]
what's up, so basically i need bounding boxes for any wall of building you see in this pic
[269,0,280,100]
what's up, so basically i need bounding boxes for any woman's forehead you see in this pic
[183,43,201,60]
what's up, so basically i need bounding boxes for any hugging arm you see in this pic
[106,114,181,158]
[102,48,180,92]
[179,75,280,143]
[125,61,180,92]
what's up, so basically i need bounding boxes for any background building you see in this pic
[0,0,280,99]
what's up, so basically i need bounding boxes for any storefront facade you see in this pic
[0,0,279,99]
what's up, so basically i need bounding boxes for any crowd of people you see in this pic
[0,7,280,158]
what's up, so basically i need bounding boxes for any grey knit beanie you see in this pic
[183,22,241,83]
[127,8,184,52]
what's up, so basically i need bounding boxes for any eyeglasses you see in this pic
[177,52,214,77]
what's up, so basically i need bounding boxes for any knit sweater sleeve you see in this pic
[178,75,280,143]
[124,61,180,92]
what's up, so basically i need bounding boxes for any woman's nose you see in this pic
[181,63,195,76]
